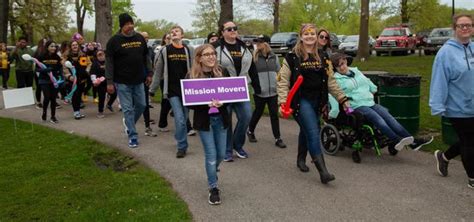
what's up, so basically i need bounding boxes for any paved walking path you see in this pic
[0,89,472,221]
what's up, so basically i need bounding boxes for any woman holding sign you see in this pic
[277,23,349,184]
[213,21,261,162]
[188,44,230,205]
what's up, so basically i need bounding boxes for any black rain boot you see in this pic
[311,154,335,184]
[297,143,309,172]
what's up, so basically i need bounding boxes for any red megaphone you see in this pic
[280,75,303,119]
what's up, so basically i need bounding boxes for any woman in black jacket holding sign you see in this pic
[188,44,231,205]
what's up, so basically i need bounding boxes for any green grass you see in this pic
[0,117,192,221]
[353,55,446,152]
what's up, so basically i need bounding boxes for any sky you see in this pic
[82,0,474,31]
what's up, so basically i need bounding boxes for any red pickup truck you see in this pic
[374,26,416,56]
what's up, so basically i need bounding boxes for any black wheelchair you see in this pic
[319,105,398,163]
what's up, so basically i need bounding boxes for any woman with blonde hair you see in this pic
[187,44,230,205]
[277,23,349,184]
[247,35,286,148]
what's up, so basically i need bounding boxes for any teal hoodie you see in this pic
[334,67,377,108]
[429,39,474,118]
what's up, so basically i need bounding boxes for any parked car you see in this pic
[270,32,298,55]
[239,35,258,48]
[338,35,375,56]
[423,27,453,55]
[337,35,347,43]
[147,39,162,49]
[374,25,416,56]
[189,38,206,48]
[415,29,432,48]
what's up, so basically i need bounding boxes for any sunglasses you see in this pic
[224,26,238,32]
[319,35,330,40]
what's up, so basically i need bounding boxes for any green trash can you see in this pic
[378,74,421,135]
[441,116,458,145]
[362,71,389,104]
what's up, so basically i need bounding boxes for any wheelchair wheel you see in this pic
[320,124,341,155]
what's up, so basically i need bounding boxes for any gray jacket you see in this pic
[214,42,253,81]
[254,52,280,98]
[149,44,194,98]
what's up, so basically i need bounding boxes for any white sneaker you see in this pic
[145,127,157,137]
[395,136,414,151]
[187,129,197,136]
[158,127,170,132]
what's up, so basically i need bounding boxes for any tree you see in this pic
[218,0,233,27]
[135,19,177,39]
[95,0,112,48]
[273,0,279,33]
[400,0,408,23]
[191,0,220,37]
[0,0,8,43]
[239,19,272,35]
[75,0,93,35]
[357,0,370,61]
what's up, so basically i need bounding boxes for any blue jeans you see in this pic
[198,116,227,188]
[355,104,411,142]
[294,98,322,156]
[226,101,252,154]
[116,83,146,140]
[168,96,188,151]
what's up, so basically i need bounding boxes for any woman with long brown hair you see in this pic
[277,23,349,184]
[187,44,230,205]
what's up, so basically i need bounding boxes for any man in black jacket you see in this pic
[105,13,153,148]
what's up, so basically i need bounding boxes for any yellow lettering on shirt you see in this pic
[168,54,187,61]
[121,41,142,49]
[300,61,321,70]
[230,50,242,58]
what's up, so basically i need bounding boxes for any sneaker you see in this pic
[208,188,221,205]
[158,127,170,132]
[149,104,154,109]
[468,179,474,189]
[106,105,114,112]
[176,150,186,158]
[93,98,99,103]
[97,112,105,118]
[434,150,448,177]
[409,136,434,151]
[56,104,62,109]
[223,152,234,162]
[41,113,47,121]
[187,129,197,136]
[395,136,414,151]
[50,116,59,124]
[275,138,287,148]
[36,103,43,109]
[128,138,138,148]
[122,118,129,135]
[74,113,85,120]
[149,119,156,125]
[235,149,248,159]
[247,131,257,143]
[145,127,157,137]
[2,85,7,89]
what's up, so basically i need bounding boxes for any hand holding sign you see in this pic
[280,75,304,119]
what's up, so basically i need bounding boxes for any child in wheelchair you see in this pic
[323,52,433,163]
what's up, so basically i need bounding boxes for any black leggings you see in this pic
[15,70,34,88]
[143,84,151,127]
[72,82,85,112]
[40,84,58,117]
[34,73,42,103]
[449,118,474,178]
[1,68,9,87]
[97,83,117,113]
[248,95,281,139]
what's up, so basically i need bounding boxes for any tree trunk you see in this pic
[401,0,409,24]
[95,0,112,48]
[76,0,86,35]
[218,0,233,27]
[0,0,8,43]
[356,0,370,61]
[273,0,279,33]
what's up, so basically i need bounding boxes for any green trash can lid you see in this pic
[379,74,421,87]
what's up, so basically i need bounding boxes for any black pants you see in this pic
[248,95,281,139]
[447,118,474,178]
[40,84,58,118]
[34,73,42,103]
[84,77,92,97]
[158,80,172,128]
[1,68,9,87]
[97,83,117,113]
[15,70,34,88]
[143,84,151,128]
[72,82,85,112]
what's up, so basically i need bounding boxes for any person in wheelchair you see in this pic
[328,53,433,161]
